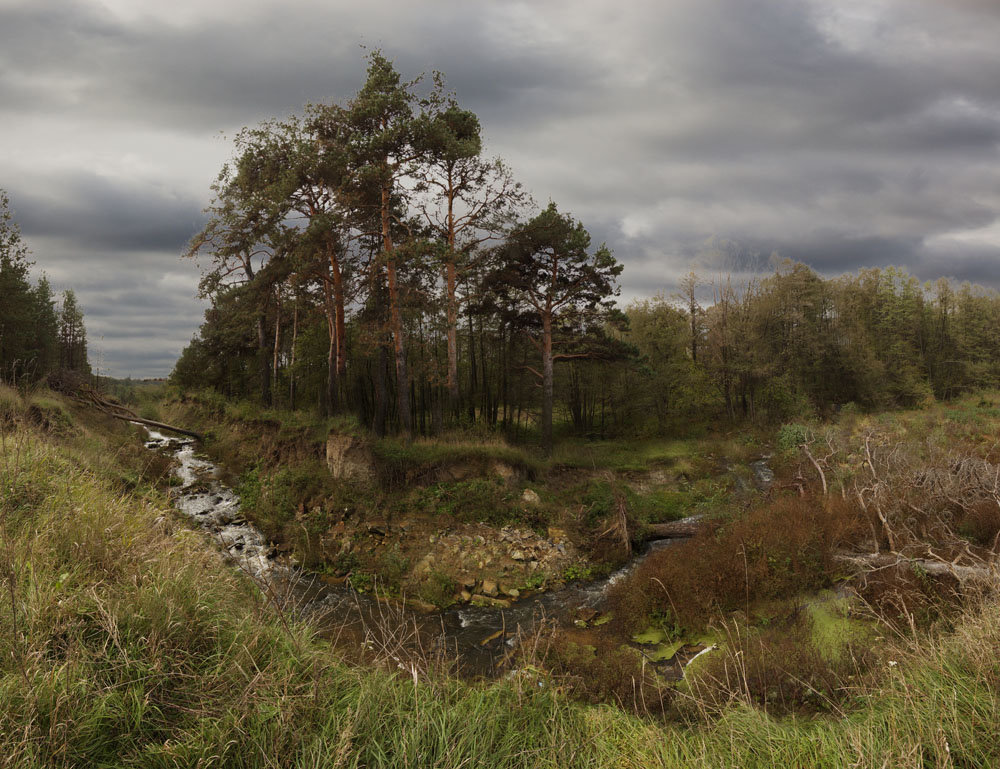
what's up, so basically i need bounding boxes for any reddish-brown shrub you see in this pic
[855,562,962,630]
[607,494,864,633]
[959,499,1000,549]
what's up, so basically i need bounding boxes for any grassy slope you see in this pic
[4,386,1000,766]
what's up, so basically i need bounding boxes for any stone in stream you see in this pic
[481,578,498,597]
[750,458,775,490]
[471,595,510,609]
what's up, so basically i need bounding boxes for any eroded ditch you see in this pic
[145,429,714,677]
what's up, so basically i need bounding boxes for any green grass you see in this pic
[407,477,531,527]
[373,434,543,483]
[551,437,698,472]
[806,591,875,662]
[7,405,1000,765]
[0,383,21,424]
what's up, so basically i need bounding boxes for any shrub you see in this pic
[417,570,458,609]
[607,494,864,634]
[959,499,1000,548]
[682,616,877,718]
[856,561,962,631]
[541,633,673,716]
[581,479,615,525]
[374,546,410,593]
[777,423,811,452]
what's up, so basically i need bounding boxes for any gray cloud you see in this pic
[9,172,205,251]
[2,0,1000,375]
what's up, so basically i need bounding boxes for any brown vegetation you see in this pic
[679,617,877,718]
[540,631,674,717]
[608,494,864,633]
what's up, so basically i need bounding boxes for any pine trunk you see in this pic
[382,182,412,440]
[541,312,554,455]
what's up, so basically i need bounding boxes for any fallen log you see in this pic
[835,553,997,582]
[639,518,702,541]
[125,416,204,441]
[56,381,204,441]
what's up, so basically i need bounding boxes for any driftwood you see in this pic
[65,383,203,441]
[835,552,997,582]
[639,519,702,541]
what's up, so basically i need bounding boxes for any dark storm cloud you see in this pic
[10,172,205,251]
[0,0,600,134]
[0,0,356,129]
[4,0,1000,374]
[915,241,1000,287]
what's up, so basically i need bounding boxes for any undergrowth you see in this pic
[4,394,1000,765]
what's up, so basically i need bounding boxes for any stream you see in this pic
[145,430,707,677]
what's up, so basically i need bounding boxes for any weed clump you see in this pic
[541,633,673,716]
[0,384,22,426]
[681,615,878,718]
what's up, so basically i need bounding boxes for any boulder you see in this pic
[521,488,541,506]
[481,578,498,597]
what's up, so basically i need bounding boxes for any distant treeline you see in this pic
[624,262,1000,431]
[170,52,1000,443]
[0,190,90,385]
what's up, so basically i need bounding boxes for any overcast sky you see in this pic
[2,0,1000,377]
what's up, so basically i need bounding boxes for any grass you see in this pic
[6,395,1000,764]
[0,383,21,422]
[372,434,543,486]
[551,437,699,472]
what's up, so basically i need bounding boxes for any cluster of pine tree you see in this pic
[174,53,1000,444]
[0,189,90,385]
[173,52,623,452]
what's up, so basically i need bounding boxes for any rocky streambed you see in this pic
[145,430,717,677]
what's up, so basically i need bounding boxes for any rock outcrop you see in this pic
[325,432,374,482]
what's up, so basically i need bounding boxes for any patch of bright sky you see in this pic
[811,0,891,54]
